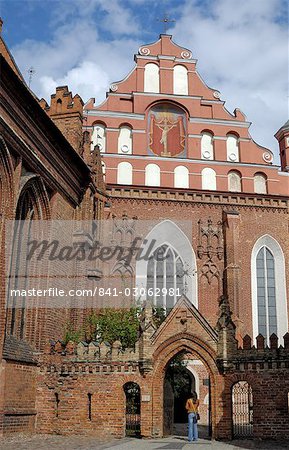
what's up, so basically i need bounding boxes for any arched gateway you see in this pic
[146,295,222,439]
[151,333,220,438]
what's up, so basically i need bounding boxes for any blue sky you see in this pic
[1,0,288,159]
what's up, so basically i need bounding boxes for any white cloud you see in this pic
[11,0,288,159]
[171,0,288,156]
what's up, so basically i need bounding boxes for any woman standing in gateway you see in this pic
[185,391,200,442]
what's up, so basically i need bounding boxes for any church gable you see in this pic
[152,295,218,353]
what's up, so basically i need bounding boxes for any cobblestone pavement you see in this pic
[0,435,289,450]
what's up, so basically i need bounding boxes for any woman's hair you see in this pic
[191,391,198,402]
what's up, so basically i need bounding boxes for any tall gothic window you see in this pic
[147,244,184,308]
[256,247,277,341]
[135,220,197,307]
[251,235,287,345]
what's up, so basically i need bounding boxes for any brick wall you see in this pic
[2,361,37,434]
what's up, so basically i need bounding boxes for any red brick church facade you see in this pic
[1,29,289,440]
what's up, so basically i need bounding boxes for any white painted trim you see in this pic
[102,154,279,169]
[190,117,251,128]
[251,235,288,345]
[133,91,202,100]
[86,111,145,120]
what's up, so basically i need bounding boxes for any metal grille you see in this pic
[124,382,141,437]
[232,381,253,438]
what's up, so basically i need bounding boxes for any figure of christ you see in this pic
[160,117,177,156]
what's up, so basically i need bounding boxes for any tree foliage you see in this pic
[63,307,140,349]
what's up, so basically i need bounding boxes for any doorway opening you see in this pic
[163,351,211,439]
[124,382,141,438]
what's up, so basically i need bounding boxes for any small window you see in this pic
[88,393,92,421]
[55,393,60,417]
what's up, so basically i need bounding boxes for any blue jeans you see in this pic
[188,412,198,442]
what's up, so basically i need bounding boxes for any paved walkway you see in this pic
[0,435,289,450]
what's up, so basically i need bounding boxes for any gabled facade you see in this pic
[85,34,289,196]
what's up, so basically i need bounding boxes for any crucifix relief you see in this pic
[149,105,186,157]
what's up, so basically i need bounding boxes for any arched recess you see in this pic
[251,235,288,344]
[144,63,159,93]
[91,122,106,152]
[151,333,219,439]
[135,220,197,306]
[117,162,133,185]
[145,163,160,186]
[147,102,187,158]
[6,175,51,341]
[228,170,242,192]
[118,125,132,154]
[0,136,15,219]
[226,133,239,162]
[174,165,189,188]
[253,172,267,194]
[201,131,214,160]
[123,382,141,437]
[173,65,188,95]
[231,380,253,438]
[202,168,217,190]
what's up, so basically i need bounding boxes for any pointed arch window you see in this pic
[251,235,288,344]
[256,247,277,341]
[147,244,185,308]
[135,220,197,308]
